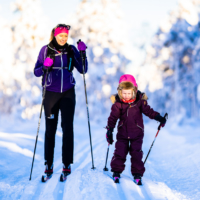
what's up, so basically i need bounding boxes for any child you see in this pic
[106,74,166,185]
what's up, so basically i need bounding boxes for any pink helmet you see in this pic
[119,74,137,87]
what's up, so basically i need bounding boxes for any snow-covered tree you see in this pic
[0,0,49,119]
[67,0,132,120]
[138,0,200,119]
[0,12,15,115]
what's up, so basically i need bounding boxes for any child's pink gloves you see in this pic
[106,127,114,145]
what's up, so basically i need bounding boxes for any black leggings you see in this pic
[43,87,76,166]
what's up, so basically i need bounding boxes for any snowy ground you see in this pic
[0,114,199,200]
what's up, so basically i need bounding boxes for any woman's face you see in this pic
[121,89,133,101]
[55,33,68,46]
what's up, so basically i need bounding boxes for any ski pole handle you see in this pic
[158,113,168,130]
[77,39,81,45]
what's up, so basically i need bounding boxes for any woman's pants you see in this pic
[43,87,76,166]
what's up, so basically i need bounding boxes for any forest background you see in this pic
[0,1,200,199]
[1,0,199,123]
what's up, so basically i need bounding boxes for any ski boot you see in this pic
[113,172,120,183]
[60,164,71,182]
[133,173,142,186]
[41,163,53,182]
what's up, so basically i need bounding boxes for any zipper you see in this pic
[47,45,64,92]
[137,124,144,131]
[127,103,131,116]
[61,54,63,93]
[69,58,72,71]
[127,102,140,116]
[127,104,134,116]
[118,122,123,128]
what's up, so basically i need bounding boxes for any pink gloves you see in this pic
[77,41,87,51]
[43,57,53,69]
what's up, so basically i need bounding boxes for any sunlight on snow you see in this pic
[0,132,43,142]
[0,140,40,159]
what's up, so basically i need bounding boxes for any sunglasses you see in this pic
[56,24,71,30]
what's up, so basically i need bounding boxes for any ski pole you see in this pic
[29,69,49,180]
[103,144,110,171]
[144,113,168,164]
[78,39,95,170]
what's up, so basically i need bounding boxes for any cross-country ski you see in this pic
[41,174,52,182]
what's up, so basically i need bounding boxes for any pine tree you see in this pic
[68,0,131,120]
[141,0,200,119]
[0,0,48,119]
[0,13,14,115]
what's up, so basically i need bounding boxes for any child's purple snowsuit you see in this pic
[107,94,159,176]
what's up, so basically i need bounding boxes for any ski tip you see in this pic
[41,175,46,182]
[115,179,119,183]
[60,174,64,182]
[60,174,67,182]
[114,177,120,183]
[134,179,142,186]
[41,174,52,182]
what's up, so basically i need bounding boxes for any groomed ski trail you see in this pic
[0,118,192,200]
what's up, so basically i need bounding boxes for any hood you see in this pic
[110,92,148,104]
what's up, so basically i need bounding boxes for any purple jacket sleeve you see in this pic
[107,103,121,129]
[34,46,47,77]
[141,99,159,119]
[71,45,88,74]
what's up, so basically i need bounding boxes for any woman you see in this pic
[34,24,88,178]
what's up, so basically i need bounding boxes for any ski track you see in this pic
[38,172,62,200]
[0,118,195,200]
[20,131,93,200]
[121,175,151,200]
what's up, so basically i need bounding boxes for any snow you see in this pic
[0,0,199,199]
[133,0,200,119]
[67,0,132,120]
[0,115,198,200]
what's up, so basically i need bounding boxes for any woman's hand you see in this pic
[77,41,87,51]
[43,57,53,69]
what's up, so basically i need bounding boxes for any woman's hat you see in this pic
[54,24,71,37]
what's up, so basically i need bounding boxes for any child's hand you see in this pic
[106,127,114,145]
[154,114,166,127]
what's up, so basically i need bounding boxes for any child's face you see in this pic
[121,89,133,101]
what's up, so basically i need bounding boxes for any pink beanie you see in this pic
[54,27,69,37]
[119,74,138,87]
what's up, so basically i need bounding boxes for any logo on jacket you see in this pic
[48,114,54,119]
